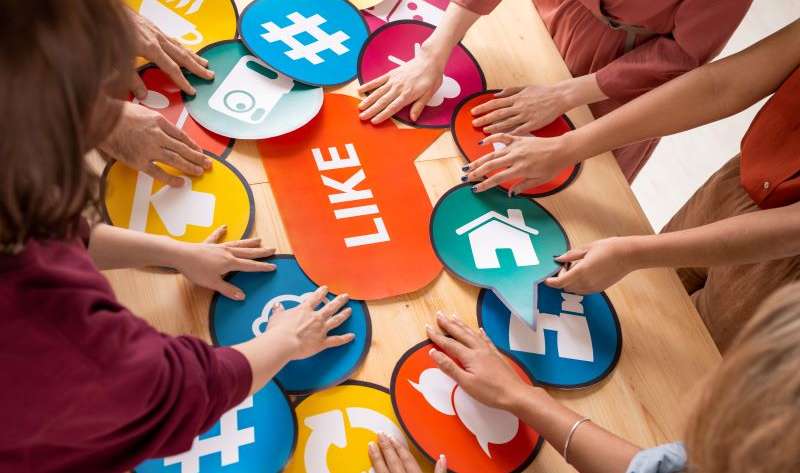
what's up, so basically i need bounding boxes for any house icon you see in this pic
[455,209,540,269]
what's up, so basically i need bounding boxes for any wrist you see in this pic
[502,384,546,414]
[622,235,662,270]
[420,36,453,70]
[156,237,191,269]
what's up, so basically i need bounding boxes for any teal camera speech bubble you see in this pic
[430,184,569,328]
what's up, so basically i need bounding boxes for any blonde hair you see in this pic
[686,282,800,473]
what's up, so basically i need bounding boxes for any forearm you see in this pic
[558,74,608,110]
[508,387,639,473]
[421,2,480,66]
[232,332,294,395]
[629,202,800,270]
[563,19,800,162]
[88,224,182,270]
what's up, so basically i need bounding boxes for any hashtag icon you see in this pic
[163,397,256,473]
[261,12,350,65]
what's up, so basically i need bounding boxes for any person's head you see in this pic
[0,0,135,249]
[686,282,800,473]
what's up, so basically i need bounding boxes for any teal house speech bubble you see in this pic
[430,184,569,328]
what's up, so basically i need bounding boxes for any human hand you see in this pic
[463,133,575,194]
[171,225,277,300]
[546,237,642,294]
[358,44,446,124]
[128,9,214,99]
[369,432,446,473]
[99,101,211,186]
[266,285,355,360]
[470,84,570,135]
[426,312,531,410]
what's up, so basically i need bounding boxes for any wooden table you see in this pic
[106,0,721,470]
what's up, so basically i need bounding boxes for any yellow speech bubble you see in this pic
[286,382,432,473]
[102,156,253,243]
[126,0,238,58]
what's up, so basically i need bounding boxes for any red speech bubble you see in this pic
[258,94,444,300]
[452,90,579,197]
[131,65,234,158]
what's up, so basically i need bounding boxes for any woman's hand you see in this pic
[128,10,214,99]
[426,312,531,410]
[99,101,211,186]
[546,237,643,294]
[171,226,277,300]
[358,44,446,124]
[464,133,576,194]
[266,285,355,360]
[470,85,570,135]
[369,432,446,473]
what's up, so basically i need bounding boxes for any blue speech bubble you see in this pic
[478,285,622,388]
[135,381,297,473]
[210,255,371,395]
[430,184,569,329]
[240,0,368,86]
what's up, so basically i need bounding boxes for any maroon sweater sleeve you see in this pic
[0,237,252,473]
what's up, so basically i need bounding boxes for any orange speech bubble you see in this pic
[259,94,444,300]
[452,90,579,197]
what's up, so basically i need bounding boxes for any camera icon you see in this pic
[208,55,293,125]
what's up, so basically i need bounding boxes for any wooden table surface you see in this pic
[105,0,721,471]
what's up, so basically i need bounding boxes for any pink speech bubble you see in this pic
[358,20,486,128]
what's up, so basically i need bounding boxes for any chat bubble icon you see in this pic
[430,184,569,329]
[453,386,519,457]
[409,368,457,416]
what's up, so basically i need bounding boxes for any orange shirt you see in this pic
[740,66,800,209]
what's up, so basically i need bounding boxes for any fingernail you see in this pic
[436,312,445,320]
[460,175,468,182]
[471,186,478,193]
[478,140,484,145]
[425,324,433,332]
[204,158,212,168]
[440,454,446,461]
[235,292,245,300]
[461,165,470,172]
[368,441,377,452]
[188,87,197,95]
[207,70,215,78]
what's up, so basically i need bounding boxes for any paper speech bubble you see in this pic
[430,184,569,329]
[259,94,444,300]
[358,20,485,128]
[451,90,580,198]
[392,341,542,473]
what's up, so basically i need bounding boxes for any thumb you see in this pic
[555,248,589,263]
[203,225,228,244]
[545,265,578,290]
[130,73,147,101]
[214,279,245,301]
[508,178,540,196]
[410,89,434,122]
[434,454,447,473]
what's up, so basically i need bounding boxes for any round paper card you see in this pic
[102,154,254,243]
[135,381,297,473]
[391,341,543,473]
[285,381,432,473]
[452,90,580,197]
[210,255,372,394]
[240,0,369,86]
[126,0,237,54]
[184,40,323,140]
[358,20,485,128]
[132,65,233,159]
[479,285,622,389]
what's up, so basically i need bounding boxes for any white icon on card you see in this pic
[129,173,215,237]
[456,209,540,269]
[387,43,461,107]
[251,292,332,337]
[138,0,204,45]
[509,292,595,362]
[208,55,293,125]
[410,368,520,456]
[304,408,407,473]
[163,396,254,473]
[367,0,447,25]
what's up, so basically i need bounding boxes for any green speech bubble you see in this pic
[430,184,569,328]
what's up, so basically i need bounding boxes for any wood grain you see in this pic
[104,0,721,470]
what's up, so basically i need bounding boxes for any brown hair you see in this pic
[686,282,800,473]
[0,0,135,248]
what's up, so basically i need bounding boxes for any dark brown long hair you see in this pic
[0,0,135,248]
